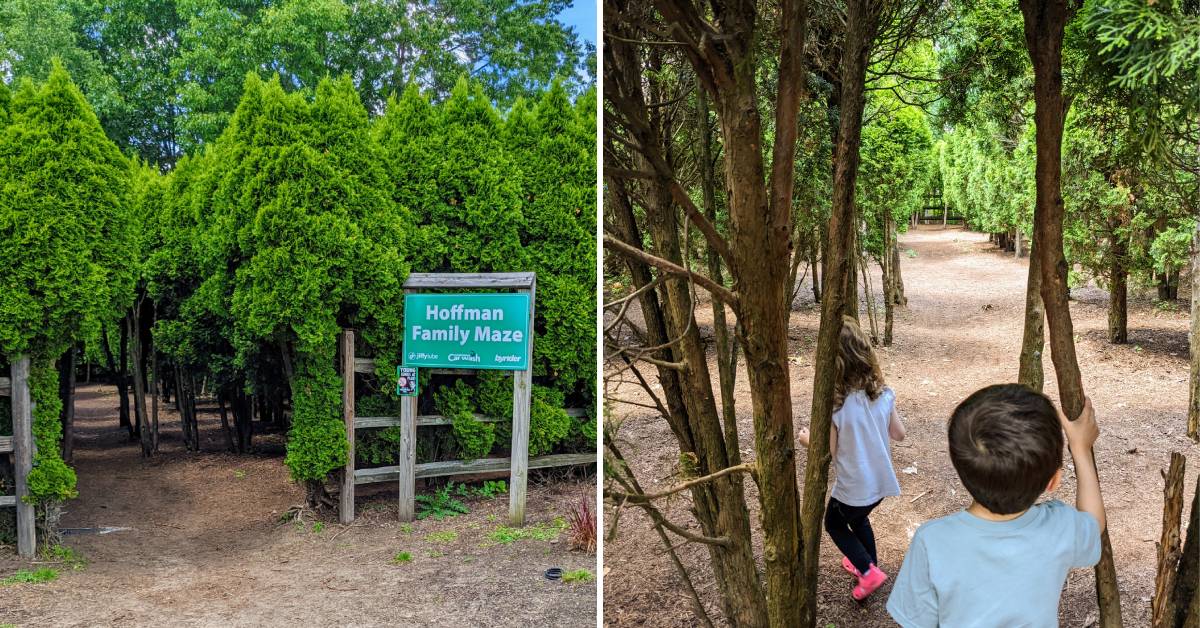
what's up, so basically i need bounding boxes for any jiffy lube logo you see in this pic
[402,293,532,370]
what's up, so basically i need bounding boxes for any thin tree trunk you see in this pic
[129,308,151,457]
[150,346,159,453]
[697,88,741,464]
[188,372,200,451]
[1170,476,1198,628]
[1019,240,1046,390]
[218,391,233,452]
[1152,453,1185,628]
[883,214,895,346]
[811,236,822,303]
[891,231,906,306]
[800,1,879,622]
[1189,218,1199,442]
[117,316,131,435]
[1020,1,1122,623]
[1109,219,1128,344]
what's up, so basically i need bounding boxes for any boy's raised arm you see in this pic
[1059,397,1106,532]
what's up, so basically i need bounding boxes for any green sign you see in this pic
[402,293,532,370]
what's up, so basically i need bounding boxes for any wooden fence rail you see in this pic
[2,356,35,557]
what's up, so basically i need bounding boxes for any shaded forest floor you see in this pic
[603,226,1199,627]
[0,384,596,627]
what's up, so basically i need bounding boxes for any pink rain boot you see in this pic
[841,556,861,577]
[852,565,887,601]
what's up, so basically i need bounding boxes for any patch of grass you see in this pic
[1,568,58,585]
[426,549,445,558]
[905,249,917,258]
[486,514,497,523]
[399,523,413,535]
[311,522,325,534]
[416,483,469,520]
[561,569,593,583]
[487,518,567,545]
[391,551,413,564]
[42,545,86,571]
[1154,300,1179,313]
[233,470,246,479]
[425,531,458,544]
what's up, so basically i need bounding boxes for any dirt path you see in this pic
[603,226,1199,627]
[1,384,596,627]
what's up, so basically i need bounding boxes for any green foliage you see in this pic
[311,522,325,534]
[0,567,58,585]
[391,551,413,564]
[561,569,594,583]
[284,345,348,483]
[41,544,86,570]
[437,380,495,460]
[530,386,572,457]
[425,530,458,543]
[416,483,470,520]
[0,61,134,360]
[487,517,567,544]
[24,360,77,503]
[1149,219,1195,277]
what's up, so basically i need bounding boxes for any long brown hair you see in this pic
[834,315,885,410]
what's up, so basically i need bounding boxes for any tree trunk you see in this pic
[150,345,159,453]
[218,391,234,452]
[607,169,767,626]
[1170,476,1198,628]
[883,213,895,346]
[1152,453,1185,628]
[1019,239,1046,391]
[811,236,822,303]
[1020,1,1123,624]
[1109,218,1128,344]
[799,1,879,622]
[891,232,907,306]
[129,308,151,457]
[697,88,741,465]
[1189,219,1199,442]
[117,316,131,436]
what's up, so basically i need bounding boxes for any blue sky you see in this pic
[562,0,598,46]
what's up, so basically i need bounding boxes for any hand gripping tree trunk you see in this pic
[799,0,880,622]
[1019,0,1122,624]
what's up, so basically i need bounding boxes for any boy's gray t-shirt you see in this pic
[887,500,1101,627]
[830,387,901,506]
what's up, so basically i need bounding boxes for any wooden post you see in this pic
[12,355,36,557]
[509,277,536,526]
[340,330,356,524]
[397,394,417,522]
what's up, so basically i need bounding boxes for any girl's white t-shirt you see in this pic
[830,387,901,506]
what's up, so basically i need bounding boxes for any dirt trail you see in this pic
[1,385,596,627]
[603,226,1199,627]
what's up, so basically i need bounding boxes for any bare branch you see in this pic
[604,235,739,308]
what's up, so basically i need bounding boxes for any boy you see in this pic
[887,384,1106,626]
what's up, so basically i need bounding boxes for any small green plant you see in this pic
[426,531,458,543]
[399,523,414,535]
[488,518,567,545]
[475,480,507,499]
[905,248,917,258]
[426,549,445,558]
[561,569,593,583]
[311,522,325,534]
[42,545,86,571]
[486,514,497,523]
[416,483,470,520]
[234,470,246,479]
[392,551,413,564]
[1155,300,1179,313]
[1,568,59,585]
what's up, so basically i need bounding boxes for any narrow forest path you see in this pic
[604,225,1198,627]
[1,386,596,626]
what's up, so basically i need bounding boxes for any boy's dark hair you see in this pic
[948,384,1063,515]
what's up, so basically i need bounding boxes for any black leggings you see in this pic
[825,497,881,574]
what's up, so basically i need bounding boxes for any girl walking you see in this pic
[800,316,906,600]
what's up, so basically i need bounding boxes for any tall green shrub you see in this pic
[0,62,132,505]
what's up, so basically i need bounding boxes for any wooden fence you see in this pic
[2,356,35,557]
[338,272,593,527]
